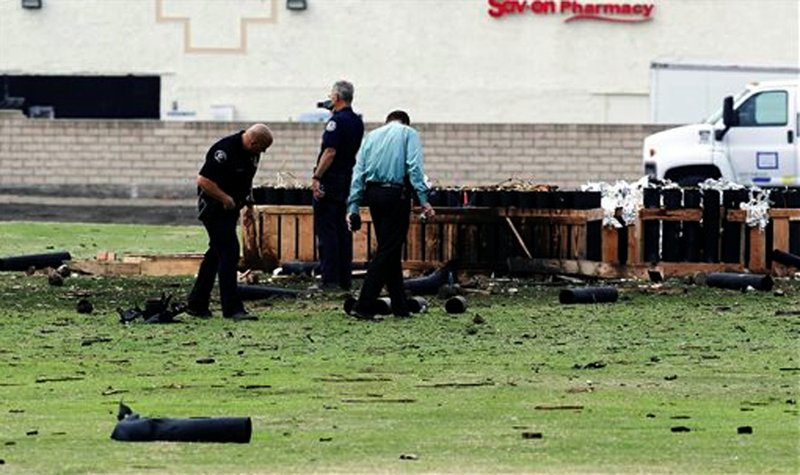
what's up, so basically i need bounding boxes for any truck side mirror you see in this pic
[722,96,738,128]
[716,96,738,140]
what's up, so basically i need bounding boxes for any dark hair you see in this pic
[385,110,410,126]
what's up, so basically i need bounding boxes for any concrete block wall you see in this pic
[0,111,669,199]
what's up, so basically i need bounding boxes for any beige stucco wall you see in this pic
[1,0,796,123]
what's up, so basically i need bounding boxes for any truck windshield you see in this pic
[704,89,749,124]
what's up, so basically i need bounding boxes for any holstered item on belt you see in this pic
[197,192,220,221]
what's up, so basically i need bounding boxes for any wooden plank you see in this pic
[352,226,369,263]
[279,215,297,261]
[139,257,202,276]
[297,214,316,261]
[602,226,619,264]
[640,208,702,221]
[241,207,260,268]
[424,222,442,263]
[70,260,141,276]
[768,209,800,220]
[505,208,604,221]
[262,212,280,266]
[748,227,766,273]
[570,224,587,260]
[771,218,791,276]
[507,257,746,279]
[627,224,641,265]
[407,221,423,262]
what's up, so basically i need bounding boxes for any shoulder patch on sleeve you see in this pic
[214,150,227,163]
[326,120,337,132]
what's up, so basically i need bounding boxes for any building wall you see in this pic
[1,0,797,124]
[0,111,668,198]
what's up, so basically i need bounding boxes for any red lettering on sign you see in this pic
[488,0,654,22]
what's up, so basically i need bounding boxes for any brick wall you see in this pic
[0,111,670,199]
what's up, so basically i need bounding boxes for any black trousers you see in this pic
[356,185,411,315]
[313,173,353,289]
[187,211,245,317]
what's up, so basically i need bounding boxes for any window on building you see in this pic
[737,91,788,127]
[1,75,160,119]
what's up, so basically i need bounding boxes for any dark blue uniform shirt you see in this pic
[199,131,260,207]
[317,106,364,176]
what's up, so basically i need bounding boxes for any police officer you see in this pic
[311,80,365,291]
[346,110,434,320]
[187,124,273,321]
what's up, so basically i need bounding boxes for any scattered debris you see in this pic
[76,299,93,314]
[399,453,419,460]
[195,358,215,365]
[81,337,112,347]
[472,313,486,325]
[521,432,543,439]
[706,272,773,292]
[670,426,691,433]
[534,405,584,411]
[664,375,678,381]
[737,426,753,434]
[117,293,185,324]
[573,361,606,370]
[47,268,64,286]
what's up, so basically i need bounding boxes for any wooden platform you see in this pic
[71,253,204,276]
[243,205,603,272]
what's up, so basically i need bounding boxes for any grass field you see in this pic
[0,222,798,474]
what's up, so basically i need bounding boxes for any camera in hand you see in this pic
[316,99,334,111]
[349,213,361,231]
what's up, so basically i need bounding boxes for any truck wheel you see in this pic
[674,175,706,187]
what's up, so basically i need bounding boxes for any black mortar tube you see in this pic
[559,286,619,304]
[771,249,800,269]
[237,285,299,300]
[706,272,773,291]
[444,296,468,314]
[111,416,252,443]
[0,251,72,271]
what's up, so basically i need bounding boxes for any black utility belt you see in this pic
[366,182,404,189]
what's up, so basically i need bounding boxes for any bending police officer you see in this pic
[187,124,273,321]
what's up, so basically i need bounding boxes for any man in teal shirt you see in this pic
[346,110,435,320]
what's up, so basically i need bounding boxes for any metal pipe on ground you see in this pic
[0,251,72,271]
[771,249,800,269]
[559,287,618,304]
[237,285,299,300]
[445,296,468,314]
[706,272,773,291]
[112,416,251,443]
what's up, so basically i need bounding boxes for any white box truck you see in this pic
[643,80,798,186]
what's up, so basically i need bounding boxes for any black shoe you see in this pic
[186,306,213,319]
[350,305,382,322]
[224,311,258,321]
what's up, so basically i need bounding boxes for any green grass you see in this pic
[0,221,206,260]
[0,222,798,474]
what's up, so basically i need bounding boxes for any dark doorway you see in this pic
[1,75,160,119]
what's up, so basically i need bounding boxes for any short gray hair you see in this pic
[332,80,354,104]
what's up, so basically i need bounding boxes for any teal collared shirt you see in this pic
[347,121,429,214]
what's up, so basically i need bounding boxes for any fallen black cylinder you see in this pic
[771,249,800,269]
[0,252,72,272]
[444,296,467,314]
[706,272,773,291]
[559,287,619,304]
[407,296,429,314]
[111,416,252,443]
[404,260,458,296]
[237,285,299,300]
